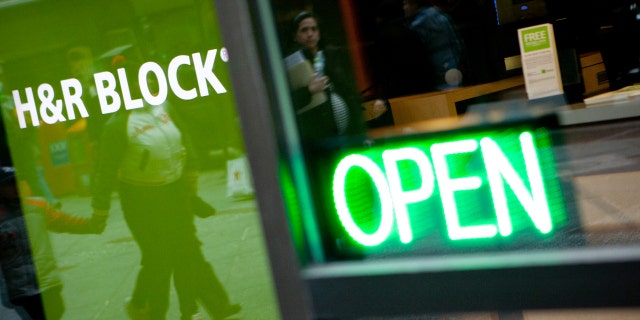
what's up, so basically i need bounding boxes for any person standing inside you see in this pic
[285,11,367,145]
[403,0,465,89]
[373,0,436,97]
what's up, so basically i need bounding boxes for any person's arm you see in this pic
[22,198,103,234]
[166,104,198,173]
[288,51,328,111]
[91,113,128,215]
[166,104,218,217]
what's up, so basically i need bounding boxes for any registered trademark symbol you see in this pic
[220,47,229,62]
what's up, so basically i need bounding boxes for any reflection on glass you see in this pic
[373,0,435,97]
[283,11,368,145]
[90,60,241,319]
[270,1,640,267]
[0,166,104,320]
[0,0,280,319]
[402,0,464,89]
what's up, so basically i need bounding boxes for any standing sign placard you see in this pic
[518,23,564,100]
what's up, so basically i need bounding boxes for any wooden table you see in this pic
[388,75,525,124]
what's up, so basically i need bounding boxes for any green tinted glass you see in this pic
[0,1,280,319]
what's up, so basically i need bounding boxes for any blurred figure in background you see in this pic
[373,0,435,97]
[403,0,464,89]
[0,166,105,320]
[66,46,103,147]
[0,65,60,209]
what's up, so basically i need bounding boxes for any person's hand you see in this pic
[372,99,387,114]
[89,211,108,234]
[191,196,217,218]
[308,73,329,94]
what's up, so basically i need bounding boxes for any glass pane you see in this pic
[267,0,640,267]
[0,1,280,319]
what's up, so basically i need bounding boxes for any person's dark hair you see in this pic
[289,11,327,53]
[291,11,316,35]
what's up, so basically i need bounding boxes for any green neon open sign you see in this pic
[329,127,567,249]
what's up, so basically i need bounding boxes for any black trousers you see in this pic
[119,179,232,319]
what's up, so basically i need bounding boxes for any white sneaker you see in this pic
[191,313,206,320]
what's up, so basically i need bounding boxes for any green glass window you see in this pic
[0,1,280,319]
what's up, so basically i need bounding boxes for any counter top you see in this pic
[558,100,640,126]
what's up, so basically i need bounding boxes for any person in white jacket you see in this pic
[90,61,240,320]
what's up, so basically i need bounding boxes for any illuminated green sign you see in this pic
[328,127,566,249]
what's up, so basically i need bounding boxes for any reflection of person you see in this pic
[286,11,366,144]
[403,0,464,89]
[66,45,103,147]
[90,64,240,320]
[0,166,105,320]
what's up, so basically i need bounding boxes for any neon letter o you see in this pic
[333,154,394,246]
[139,62,168,106]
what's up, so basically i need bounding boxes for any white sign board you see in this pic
[518,23,564,100]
